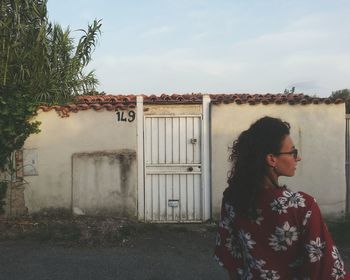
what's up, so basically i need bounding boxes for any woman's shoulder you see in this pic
[290,189,317,205]
[269,186,316,201]
[295,190,316,200]
[262,186,317,211]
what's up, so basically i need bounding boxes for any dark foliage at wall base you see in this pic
[0,182,8,214]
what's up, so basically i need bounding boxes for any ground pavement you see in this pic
[0,225,349,280]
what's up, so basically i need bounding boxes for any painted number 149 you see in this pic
[116,111,136,122]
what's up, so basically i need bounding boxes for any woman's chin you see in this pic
[284,171,295,177]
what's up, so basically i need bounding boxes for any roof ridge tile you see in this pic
[36,93,344,118]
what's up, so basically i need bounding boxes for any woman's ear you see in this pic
[265,153,277,168]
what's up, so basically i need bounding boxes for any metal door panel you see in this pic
[194,174,201,220]
[165,117,173,164]
[159,174,166,220]
[158,118,166,164]
[145,173,152,219]
[151,118,158,163]
[172,118,180,163]
[165,174,172,220]
[144,115,202,222]
[172,174,180,221]
[179,174,187,220]
[193,118,201,163]
[186,118,194,163]
[186,174,194,220]
[179,118,187,163]
[151,174,159,220]
[145,119,152,164]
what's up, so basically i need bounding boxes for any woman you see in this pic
[214,116,349,280]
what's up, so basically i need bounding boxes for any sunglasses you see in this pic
[275,148,298,159]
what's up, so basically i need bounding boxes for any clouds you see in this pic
[89,51,243,94]
[141,26,173,38]
[224,10,350,95]
[49,0,350,96]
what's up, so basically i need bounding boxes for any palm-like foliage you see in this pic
[0,0,102,169]
[34,20,101,104]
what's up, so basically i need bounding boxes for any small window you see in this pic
[23,149,38,176]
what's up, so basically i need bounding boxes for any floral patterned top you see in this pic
[214,187,349,280]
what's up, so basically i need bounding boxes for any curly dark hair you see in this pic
[223,116,291,216]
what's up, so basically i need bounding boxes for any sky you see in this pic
[47,0,350,97]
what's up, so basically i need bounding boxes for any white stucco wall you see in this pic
[21,101,346,220]
[23,108,137,216]
[211,103,346,219]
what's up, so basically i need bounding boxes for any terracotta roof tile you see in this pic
[38,105,51,112]
[77,104,89,110]
[104,104,114,111]
[74,95,137,105]
[37,93,345,118]
[209,93,345,106]
[143,93,203,104]
[335,98,344,104]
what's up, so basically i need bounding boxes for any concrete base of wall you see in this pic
[5,182,28,217]
[72,150,137,218]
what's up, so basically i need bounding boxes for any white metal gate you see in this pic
[144,115,202,222]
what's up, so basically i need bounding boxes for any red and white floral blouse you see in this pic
[214,187,349,280]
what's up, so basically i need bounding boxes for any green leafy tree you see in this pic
[329,89,350,113]
[0,0,101,213]
[0,0,101,170]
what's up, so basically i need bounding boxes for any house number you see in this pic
[116,111,136,122]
